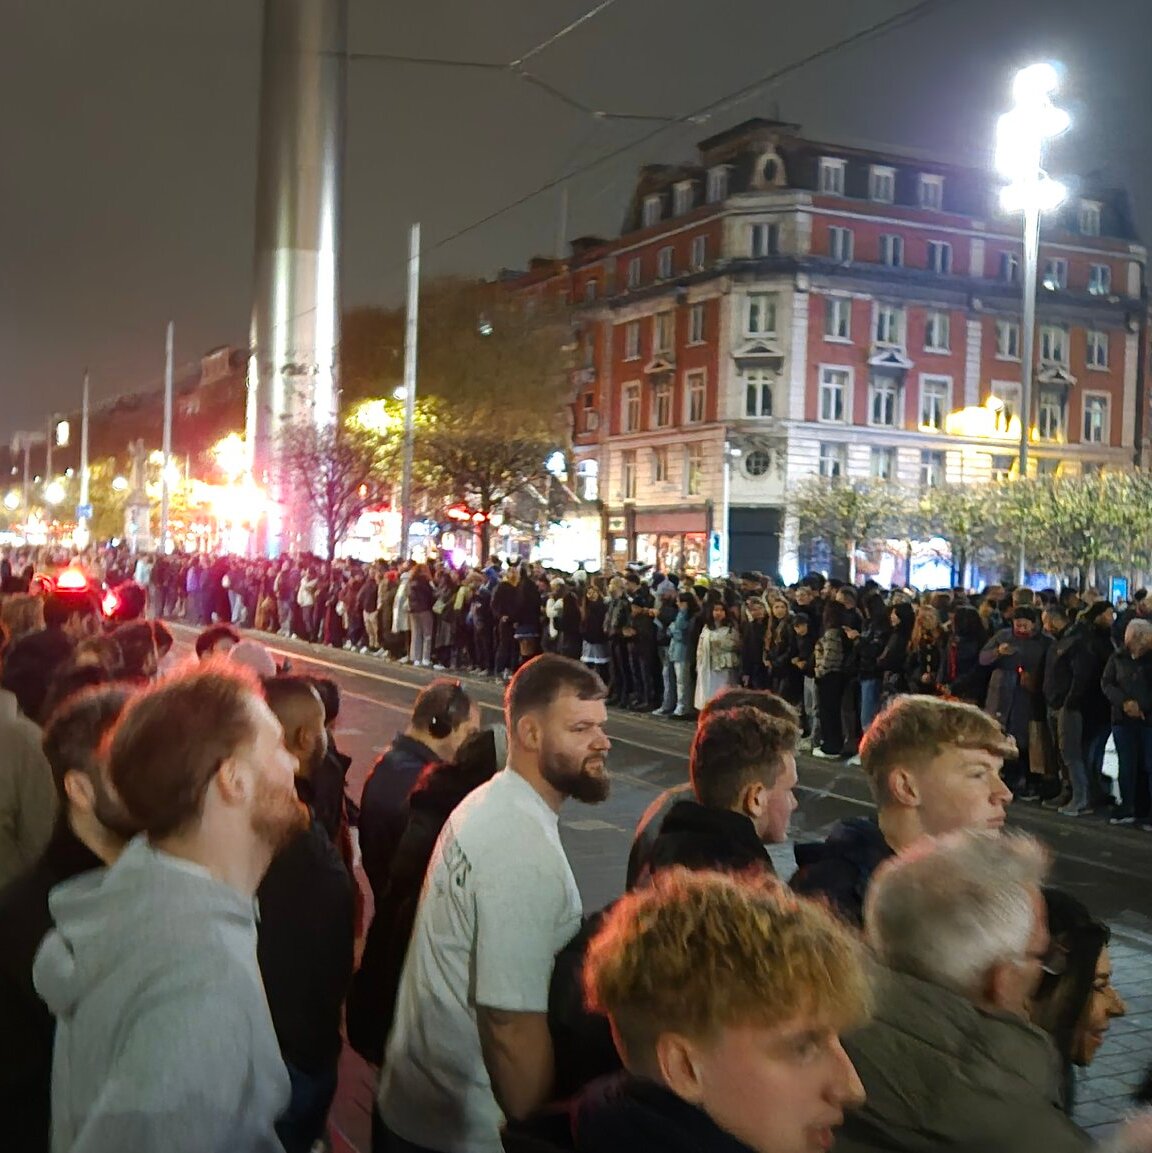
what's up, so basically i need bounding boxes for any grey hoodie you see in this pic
[33,837,289,1153]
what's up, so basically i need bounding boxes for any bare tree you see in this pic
[278,421,387,561]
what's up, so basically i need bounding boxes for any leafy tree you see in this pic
[278,422,389,561]
[917,484,1000,586]
[789,477,907,582]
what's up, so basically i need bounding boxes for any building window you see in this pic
[1037,390,1065,441]
[584,279,598,302]
[652,380,672,428]
[1080,201,1102,237]
[685,371,706,423]
[745,372,774,417]
[1089,264,1112,296]
[920,449,946,487]
[690,235,707,270]
[652,445,669,483]
[829,226,854,262]
[869,376,899,427]
[657,246,674,279]
[1083,394,1109,444]
[1042,258,1067,291]
[927,241,953,275]
[819,368,849,423]
[870,446,896,480]
[990,383,1021,434]
[880,234,904,268]
[825,297,851,341]
[819,157,846,195]
[626,257,641,290]
[685,443,705,496]
[990,455,1015,483]
[1086,329,1109,369]
[622,450,637,499]
[1038,457,1061,477]
[581,393,599,432]
[674,182,694,216]
[996,320,1021,359]
[870,166,896,203]
[642,195,662,228]
[920,376,950,431]
[624,320,641,360]
[875,304,904,346]
[622,382,641,433]
[751,222,780,257]
[577,458,599,500]
[706,167,729,203]
[653,311,674,354]
[1040,325,1069,365]
[819,443,847,478]
[1000,251,1020,284]
[744,449,773,478]
[919,174,944,210]
[747,293,778,336]
[925,310,951,353]
[688,303,706,344]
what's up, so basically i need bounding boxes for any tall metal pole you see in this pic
[160,321,174,554]
[556,185,569,261]
[21,441,30,525]
[1016,202,1041,586]
[716,442,732,578]
[399,222,421,560]
[46,415,54,481]
[78,372,91,549]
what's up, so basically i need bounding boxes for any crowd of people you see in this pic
[0,541,1151,1153]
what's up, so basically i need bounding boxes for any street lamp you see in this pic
[44,480,66,506]
[995,62,1069,586]
[713,441,742,578]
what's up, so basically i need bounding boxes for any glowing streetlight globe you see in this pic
[112,476,129,493]
[44,480,66,505]
[3,491,19,511]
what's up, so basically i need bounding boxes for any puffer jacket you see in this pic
[837,967,1090,1153]
[813,626,846,679]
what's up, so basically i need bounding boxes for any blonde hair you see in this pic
[861,695,1016,805]
[910,605,941,649]
[584,869,870,1067]
[865,830,1050,1000]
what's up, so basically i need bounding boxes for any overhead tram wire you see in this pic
[251,0,961,361]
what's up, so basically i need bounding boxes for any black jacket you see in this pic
[641,800,773,883]
[1101,649,1152,726]
[1066,623,1115,722]
[791,817,895,928]
[257,806,356,1074]
[0,820,103,1153]
[1042,626,1079,709]
[346,731,499,1064]
[359,733,439,902]
[312,741,353,845]
[504,1074,762,1153]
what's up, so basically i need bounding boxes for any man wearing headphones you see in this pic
[360,679,480,903]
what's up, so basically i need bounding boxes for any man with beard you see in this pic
[0,685,133,1153]
[32,664,305,1153]
[257,676,356,1153]
[377,654,610,1153]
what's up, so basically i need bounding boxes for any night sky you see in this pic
[2,0,1150,440]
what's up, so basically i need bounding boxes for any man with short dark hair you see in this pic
[627,689,800,889]
[376,654,610,1153]
[0,686,133,1153]
[640,706,798,882]
[258,676,356,1153]
[33,665,305,1152]
[792,695,1015,927]
[195,622,241,660]
[360,678,480,901]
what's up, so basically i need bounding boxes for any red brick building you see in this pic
[517,118,1148,578]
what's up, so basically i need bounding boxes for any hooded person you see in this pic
[32,664,306,1153]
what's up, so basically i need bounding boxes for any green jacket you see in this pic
[837,967,1091,1153]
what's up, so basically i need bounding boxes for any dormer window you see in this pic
[819,158,846,196]
[870,166,896,203]
[642,195,662,229]
[673,181,695,216]
[1080,200,1102,237]
[706,167,729,203]
[919,174,944,211]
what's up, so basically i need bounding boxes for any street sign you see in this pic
[76,503,93,520]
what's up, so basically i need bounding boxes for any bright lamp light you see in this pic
[44,480,66,505]
[1000,176,1067,214]
[1012,62,1060,103]
[3,490,19,511]
[112,476,129,492]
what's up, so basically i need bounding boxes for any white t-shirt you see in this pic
[377,768,583,1153]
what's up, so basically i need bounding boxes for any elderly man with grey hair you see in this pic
[834,830,1092,1153]
[1102,618,1152,826]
